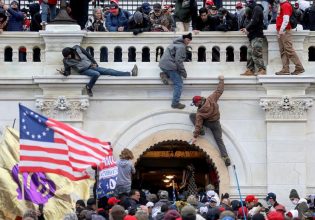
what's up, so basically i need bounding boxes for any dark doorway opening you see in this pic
[133,140,219,195]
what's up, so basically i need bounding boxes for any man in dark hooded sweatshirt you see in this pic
[159,33,192,109]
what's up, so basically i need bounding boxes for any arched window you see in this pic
[100,47,108,62]
[19,46,27,62]
[156,46,164,62]
[309,46,315,62]
[33,47,41,62]
[198,46,206,62]
[240,46,247,62]
[212,46,220,62]
[4,47,13,62]
[86,46,94,57]
[114,47,122,62]
[142,47,150,62]
[226,46,234,62]
[128,47,136,62]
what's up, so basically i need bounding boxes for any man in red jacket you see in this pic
[190,75,230,166]
[275,0,304,75]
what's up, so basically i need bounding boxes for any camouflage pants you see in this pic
[247,37,265,72]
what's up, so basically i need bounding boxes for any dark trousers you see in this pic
[190,113,228,157]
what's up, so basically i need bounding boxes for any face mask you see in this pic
[266,201,271,206]
[292,199,299,205]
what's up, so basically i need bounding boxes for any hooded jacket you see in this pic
[159,36,188,78]
[116,159,135,187]
[193,79,224,138]
[245,3,264,40]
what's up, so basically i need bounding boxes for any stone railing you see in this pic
[0,25,315,76]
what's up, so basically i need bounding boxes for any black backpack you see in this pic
[288,2,298,29]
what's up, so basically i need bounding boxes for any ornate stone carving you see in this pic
[35,96,89,121]
[260,96,313,121]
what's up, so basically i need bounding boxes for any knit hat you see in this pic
[266,192,276,201]
[110,0,119,4]
[164,210,181,220]
[153,3,162,11]
[141,2,151,14]
[289,189,299,199]
[160,190,169,199]
[62,47,73,57]
[133,11,143,24]
[183,33,192,40]
[181,205,196,218]
[191,96,202,106]
[267,211,284,220]
[205,0,214,5]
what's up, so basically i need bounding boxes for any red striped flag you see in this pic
[19,104,111,181]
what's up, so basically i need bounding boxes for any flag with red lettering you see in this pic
[19,104,111,181]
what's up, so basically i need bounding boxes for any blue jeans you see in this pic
[41,3,57,22]
[261,1,269,28]
[81,66,130,89]
[161,68,183,105]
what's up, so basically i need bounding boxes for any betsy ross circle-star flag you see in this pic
[19,104,112,181]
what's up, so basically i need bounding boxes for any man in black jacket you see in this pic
[128,11,152,35]
[303,0,315,31]
[240,0,266,76]
[61,45,138,97]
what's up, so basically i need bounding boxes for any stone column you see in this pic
[39,25,85,75]
[259,76,313,206]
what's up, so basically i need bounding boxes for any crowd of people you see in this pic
[0,0,314,33]
[21,186,315,220]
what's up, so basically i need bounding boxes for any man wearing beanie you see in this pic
[189,75,231,166]
[159,33,192,109]
[128,11,152,35]
[61,45,138,97]
[265,192,286,214]
[289,189,311,219]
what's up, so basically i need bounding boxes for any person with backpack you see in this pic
[275,0,305,75]
[106,0,131,32]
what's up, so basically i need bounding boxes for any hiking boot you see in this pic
[131,64,138,76]
[160,72,169,85]
[86,85,93,97]
[222,156,231,166]
[291,68,305,75]
[275,69,290,75]
[171,103,185,109]
[256,68,266,75]
[240,69,255,76]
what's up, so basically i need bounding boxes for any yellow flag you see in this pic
[0,127,93,220]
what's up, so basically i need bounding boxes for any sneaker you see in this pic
[256,68,266,75]
[171,103,185,109]
[131,64,138,76]
[222,156,231,166]
[86,85,93,97]
[275,69,290,75]
[240,69,255,76]
[291,68,305,75]
[160,72,169,85]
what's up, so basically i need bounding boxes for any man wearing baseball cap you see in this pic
[189,75,230,166]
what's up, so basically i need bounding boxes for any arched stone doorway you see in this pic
[132,140,220,194]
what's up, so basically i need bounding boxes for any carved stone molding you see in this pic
[260,96,313,121]
[35,96,89,121]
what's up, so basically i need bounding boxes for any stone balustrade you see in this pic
[0,27,314,76]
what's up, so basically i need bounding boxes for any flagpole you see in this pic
[233,165,246,220]
[12,118,16,128]
[95,164,99,211]
[21,172,25,201]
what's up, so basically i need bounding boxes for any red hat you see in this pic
[245,195,258,203]
[206,0,214,5]
[108,197,121,206]
[236,2,243,9]
[110,0,119,4]
[191,96,202,106]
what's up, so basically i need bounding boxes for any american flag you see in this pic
[19,104,111,181]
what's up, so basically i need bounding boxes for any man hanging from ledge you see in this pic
[61,45,138,97]
[189,75,231,167]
